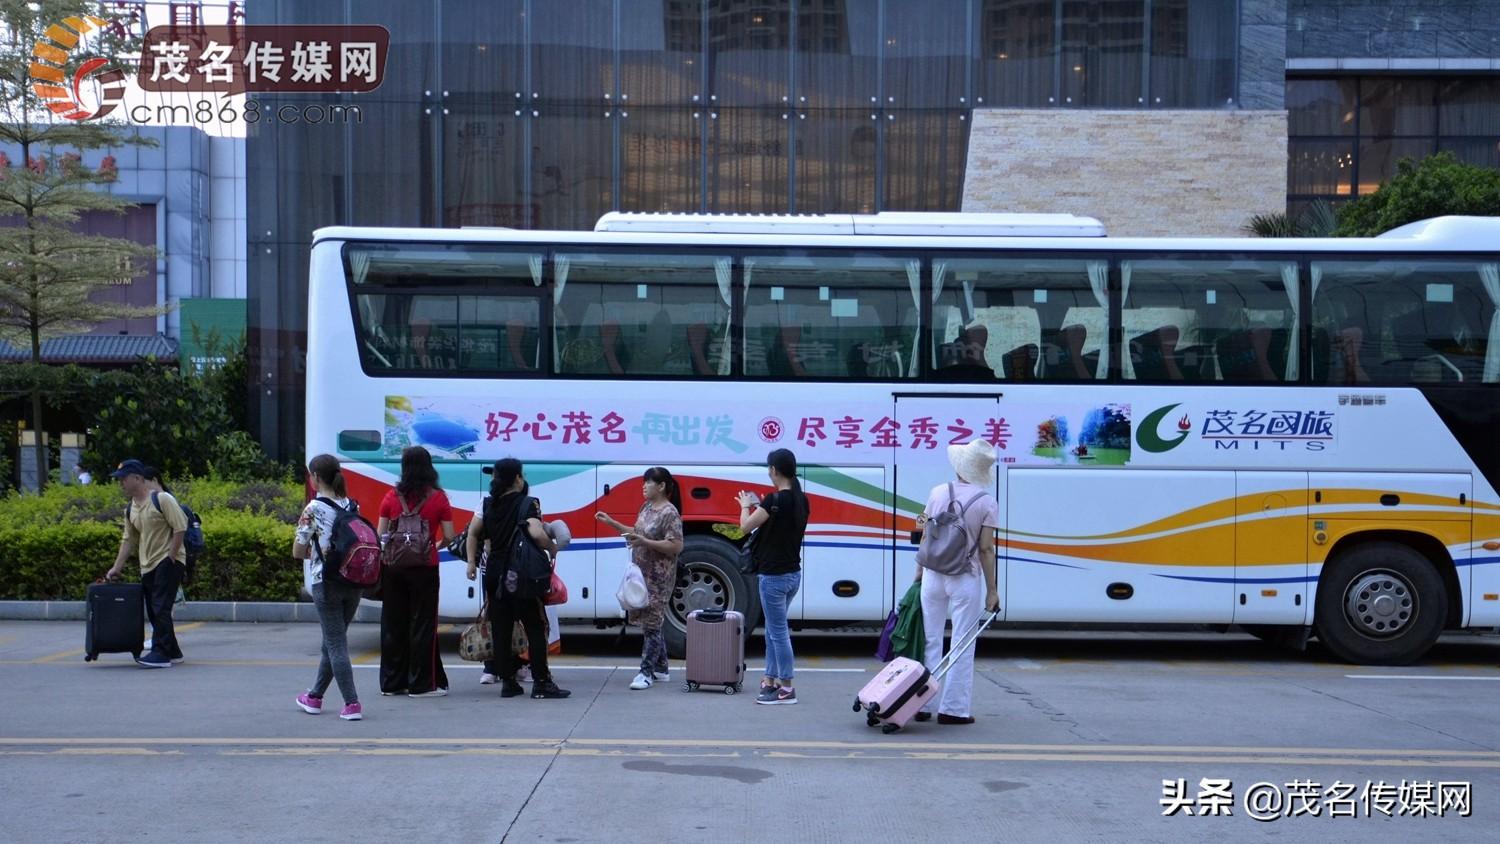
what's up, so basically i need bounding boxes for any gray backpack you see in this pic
[915,483,986,576]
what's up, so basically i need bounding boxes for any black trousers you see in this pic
[486,572,551,683]
[141,559,184,660]
[379,566,449,694]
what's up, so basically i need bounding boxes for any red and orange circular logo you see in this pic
[29,16,127,121]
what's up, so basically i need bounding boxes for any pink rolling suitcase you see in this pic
[683,609,746,694]
[854,609,998,733]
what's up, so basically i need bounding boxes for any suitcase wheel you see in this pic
[852,700,862,712]
[84,654,96,662]
[722,684,737,695]
[881,724,901,735]
[683,681,700,693]
[866,715,879,728]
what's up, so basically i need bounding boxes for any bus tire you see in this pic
[1314,541,1447,666]
[663,535,761,660]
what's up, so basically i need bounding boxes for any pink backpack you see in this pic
[316,498,382,586]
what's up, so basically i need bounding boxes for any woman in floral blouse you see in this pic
[596,466,683,690]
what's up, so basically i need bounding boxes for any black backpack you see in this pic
[129,491,205,584]
[501,496,552,600]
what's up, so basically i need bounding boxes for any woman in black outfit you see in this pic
[464,458,570,699]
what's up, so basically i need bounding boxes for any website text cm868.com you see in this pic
[126,99,363,126]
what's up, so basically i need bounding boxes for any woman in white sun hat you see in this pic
[914,439,1001,726]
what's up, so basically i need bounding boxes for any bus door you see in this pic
[893,394,1004,619]
[1006,468,1236,623]
[1234,472,1310,625]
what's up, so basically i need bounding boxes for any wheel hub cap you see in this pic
[672,567,730,621]
[1344,570,1415,638]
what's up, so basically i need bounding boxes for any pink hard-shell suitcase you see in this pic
[854,609,998,733]
[683,609,746,694]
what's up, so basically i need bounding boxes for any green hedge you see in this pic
[0,480,304,601]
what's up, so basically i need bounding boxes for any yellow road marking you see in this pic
[6,736,1500,761]
[5,737,1500,768]
[31,622,207,664]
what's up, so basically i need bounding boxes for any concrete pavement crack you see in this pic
[1278,677,1498,752]
[978,671,1108,743]
[499,667,616,843]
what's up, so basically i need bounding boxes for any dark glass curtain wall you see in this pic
[1286,76,1500,219]
[248,0,1241,459]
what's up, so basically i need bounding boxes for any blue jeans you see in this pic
[758,571,801,683]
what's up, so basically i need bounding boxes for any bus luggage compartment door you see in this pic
[1005,468,1236,623]
[1233,471,1310,626]
[800,466,888,621]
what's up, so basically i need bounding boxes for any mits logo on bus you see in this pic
[1138,403,1336,454]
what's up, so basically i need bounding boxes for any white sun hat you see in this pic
[947,440,998,486]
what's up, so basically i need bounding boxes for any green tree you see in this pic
[0,1,157,489]
[1334,151,1500,237]
[1243,200,1337,238]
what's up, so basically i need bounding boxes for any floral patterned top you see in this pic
[627,500,683,630]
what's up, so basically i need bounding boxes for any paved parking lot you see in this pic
[3,620,1499,843]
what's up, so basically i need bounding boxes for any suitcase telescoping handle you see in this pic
[695,609,727,623]
[930,609,999,682]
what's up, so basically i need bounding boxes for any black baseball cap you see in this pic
[110,458,149,479]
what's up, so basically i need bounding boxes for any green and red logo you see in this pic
[1136,403,1192,453]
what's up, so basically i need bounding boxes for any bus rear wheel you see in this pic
[1314,541,1446,666]
[663,535,761,659]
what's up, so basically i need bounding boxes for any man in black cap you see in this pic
[105,458,189,668]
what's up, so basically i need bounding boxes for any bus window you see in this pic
[552,253,732,377]
[1311,260,1497,385]
[743,255,918,379]
[346,244,544,374]
[1121,259,1300,383]
[932,258,1106,381]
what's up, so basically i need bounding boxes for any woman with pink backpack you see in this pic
[292,454,365,720]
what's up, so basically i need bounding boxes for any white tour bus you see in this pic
[305,212,1500,664]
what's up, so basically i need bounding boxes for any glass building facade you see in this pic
[248,0,1242,458]
[1287,76,1500,219]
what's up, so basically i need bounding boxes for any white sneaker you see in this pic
[479,673,497,685]
[653,671,670,682]
[629,672,653,690]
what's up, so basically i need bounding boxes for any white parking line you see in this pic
[1345,674,1500,681]
[353,664,867,673]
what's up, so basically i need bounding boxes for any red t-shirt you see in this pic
[379,487,454,567]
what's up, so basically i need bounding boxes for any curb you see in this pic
[0,601,381,624]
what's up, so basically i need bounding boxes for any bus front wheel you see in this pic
[1314,541,1447,666]
[663,535,762,659]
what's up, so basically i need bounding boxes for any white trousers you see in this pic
[919,568,984,718]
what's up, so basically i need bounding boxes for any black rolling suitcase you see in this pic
[85,582,144,662]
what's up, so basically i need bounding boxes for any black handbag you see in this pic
[736,529,760,576]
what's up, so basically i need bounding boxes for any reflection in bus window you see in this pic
[355,294,542,373]
[932,258,1106,381]
[743,255,918,379]
[1121,259,1300,382]
[1311,260,1498,384]
[347,245,544,373]
[553,253,732,377]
